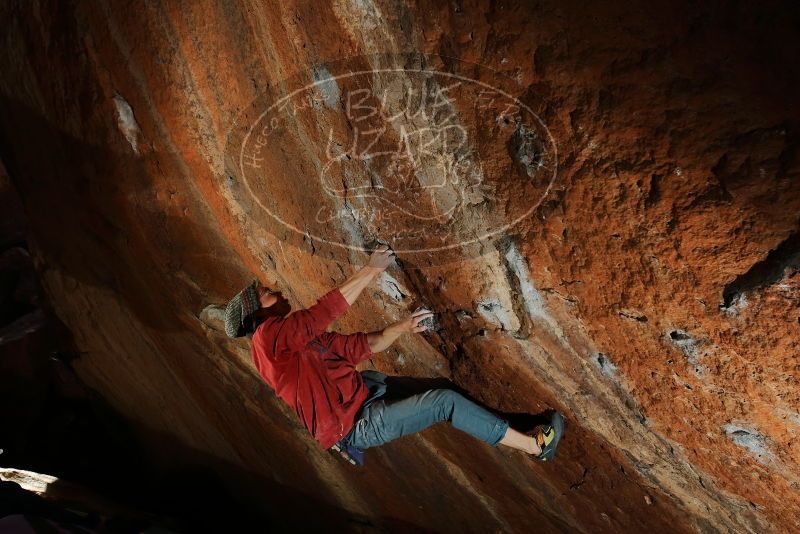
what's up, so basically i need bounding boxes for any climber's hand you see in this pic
[368,308,434,352]
[367,244,396,272]
[390,308,434,334]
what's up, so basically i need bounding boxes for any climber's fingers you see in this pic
[367,244,396,270]
[411,312,433,324]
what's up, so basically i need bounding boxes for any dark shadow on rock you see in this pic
[34,419,436,533]
[0,95,251,335]
[2,341,432,532]
[0,480,100,530]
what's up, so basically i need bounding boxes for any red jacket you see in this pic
[251,288,372,448]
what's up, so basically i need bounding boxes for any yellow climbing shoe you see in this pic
[534,412,565,462]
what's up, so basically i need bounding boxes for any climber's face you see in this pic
[257,283,278,308]
[256,283,291,317]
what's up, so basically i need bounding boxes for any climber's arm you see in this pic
[267,246,395,354]
[367,309,434,353]
[338,245,395,305]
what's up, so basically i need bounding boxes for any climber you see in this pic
[224,245,564,466]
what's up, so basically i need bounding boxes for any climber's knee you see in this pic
[426,389,460,420]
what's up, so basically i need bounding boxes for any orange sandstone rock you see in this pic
[0,1,797,532]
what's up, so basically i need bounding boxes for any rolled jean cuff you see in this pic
[487,418,510,446]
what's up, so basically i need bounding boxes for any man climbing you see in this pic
[224,245,564,465]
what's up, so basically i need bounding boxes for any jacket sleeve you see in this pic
[269,289,351,355]
[318,331,374,365]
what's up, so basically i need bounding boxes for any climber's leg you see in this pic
[346,388,512,450]
[499,427,541,455]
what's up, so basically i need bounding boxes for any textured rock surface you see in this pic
[1,1,798,532]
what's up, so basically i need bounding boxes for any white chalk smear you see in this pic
[113,94,140,154]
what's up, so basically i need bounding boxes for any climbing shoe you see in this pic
[533,411,565,462]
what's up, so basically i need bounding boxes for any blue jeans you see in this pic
[343,372,509,450]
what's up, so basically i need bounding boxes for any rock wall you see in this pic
[1,1,798,532]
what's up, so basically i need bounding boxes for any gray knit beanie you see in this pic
[224,280,261,338]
